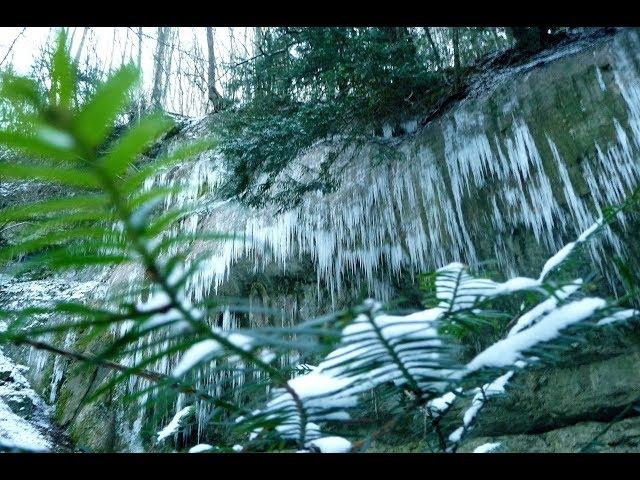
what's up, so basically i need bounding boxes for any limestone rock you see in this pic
[459,416,640,453]
[472,349,640,437]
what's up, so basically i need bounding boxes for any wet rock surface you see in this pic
[471,349,640,438]
[369,334,640,453]
[459,416,640,453]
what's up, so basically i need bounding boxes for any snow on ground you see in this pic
[0,274,93,452]
[0,349,54,452]
[0,274,101,312]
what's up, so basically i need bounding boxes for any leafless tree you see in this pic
[0,28,26,68]
[74,27,89,64]
[206,27,224,113]
[151,27,170,109]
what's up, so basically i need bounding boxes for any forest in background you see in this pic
[1,27,564,203]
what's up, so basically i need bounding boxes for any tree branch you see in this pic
[0,28,26,68]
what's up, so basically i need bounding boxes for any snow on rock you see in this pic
[0,274,103,452]
[473,442,502,453]
[189,443,214,453]
[306,436,352,453]
[0,276,102,312]
[0,400,49,453]
[0,350,56,452]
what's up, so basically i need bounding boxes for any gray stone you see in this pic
[459,416,640,453]
[3,392,35,418]
[471,349,640,437]
[0,366,13,382]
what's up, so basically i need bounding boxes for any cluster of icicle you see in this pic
[159,217,637,453]
[122,31,640,448]
[128,31,640,315]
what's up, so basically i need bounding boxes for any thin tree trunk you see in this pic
[470,28,482,62]
[206,27,223,112]
[254,27,264,57]
[227,27,237,101]
[136,27,144,118]
[74,27,89,65]
[160,29,174,106]
[451,27,461,87]
[0,27,26,68]
[151,27,169,110]
[424,27,442,69]
[252,27,265,98]
[106,29,117,73]
[491,28,501,50]
[68,27,77,50]
[137,27,143,70]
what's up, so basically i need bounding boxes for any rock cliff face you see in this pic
[455,331,640,452]
[2,28,640,452]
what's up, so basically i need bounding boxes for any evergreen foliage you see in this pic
[1,31,639,453]
[216,27,516,204]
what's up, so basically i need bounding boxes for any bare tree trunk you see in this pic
[451,27,461,87]
[74,27,89,65]
[0,27,26,68]
[106,29,117,73]
[226,28,237,101]
[151,27,169,110]
[424,27,442,69]
[246,27,265,101]
[253,27,264,57]
[68,27,77,50]
[137,27,143,70]
[135,27,144,118]
[206,27,224,113]
[160,29,175,106]
[469,28,482,62]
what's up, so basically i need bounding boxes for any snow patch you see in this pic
[473,442,501,453]
[306,436,352,453]
[157,405,194,442]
